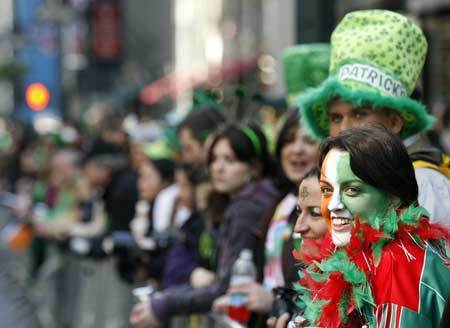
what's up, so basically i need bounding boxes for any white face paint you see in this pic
[320,149,353,247]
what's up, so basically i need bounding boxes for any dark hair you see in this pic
[318,126,418,206]
[175,162,197,185]
[150,159,175,184]
[299,167,320,184]
[82,138,123,165]
[177,107,227,144]
[207,123,274,178]
[273,110,301,193]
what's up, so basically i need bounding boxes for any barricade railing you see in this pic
[30,244,247,328]
[32,245,134,328]
[171,313,245,328]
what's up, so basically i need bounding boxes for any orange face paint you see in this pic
[320,162,332,232]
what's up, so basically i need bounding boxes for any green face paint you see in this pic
[336,153,391,220]
[321,149,392,246]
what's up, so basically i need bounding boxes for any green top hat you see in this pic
[282,43,330,107]
[299,10,435,140]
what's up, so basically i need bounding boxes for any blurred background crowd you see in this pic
[0,0,450,328]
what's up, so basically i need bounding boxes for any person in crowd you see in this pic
[129,139,201,288]
[177,107,227,170]
[19,134,54,180]
[129,123,278,327]
[135,140,177,236]
[67,140,123,240]
[121,139,176,283]
[157,162,204,289]
[176,106,228,206]
[64,140,125,258]
[30,149,80,277]
[297,126,450,327]
[267,167,328,328]
[298,9,450,226]
[102,117,144,234]
[176,107,228,287]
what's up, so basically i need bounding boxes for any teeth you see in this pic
[332,218,351,225]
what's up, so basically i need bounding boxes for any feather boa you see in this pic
[294,205,450,327]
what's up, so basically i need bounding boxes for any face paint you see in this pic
[320,149,391,247]
[300,186,310,202]
[295,177,328,257]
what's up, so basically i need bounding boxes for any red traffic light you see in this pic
[25,83,50,111]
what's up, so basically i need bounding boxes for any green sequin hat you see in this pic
[282,43,330,107]
[299,10,435,140]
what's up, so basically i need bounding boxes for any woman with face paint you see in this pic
[293,168,328,259]
[296,126,450,328]
[268,168,329,328]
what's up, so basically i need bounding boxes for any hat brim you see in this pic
[298,78,435,140]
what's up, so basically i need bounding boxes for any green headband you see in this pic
[240,126,262,158]
[143,139,174,161]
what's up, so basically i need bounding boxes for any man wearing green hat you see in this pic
[298,9,450,226]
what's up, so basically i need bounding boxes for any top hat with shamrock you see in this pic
[298,10,435,139]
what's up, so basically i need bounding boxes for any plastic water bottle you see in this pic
[227,249,256,325]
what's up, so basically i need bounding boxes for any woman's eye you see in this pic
[344,187,359,196]
[308,207,322,217]
[321,187,331,194]
[302,135,316,146]
[224,156,236,164]
[295,206,302,216]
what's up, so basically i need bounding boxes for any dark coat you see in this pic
[150,179,279,322]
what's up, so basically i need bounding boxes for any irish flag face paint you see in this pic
[320,149,391,247]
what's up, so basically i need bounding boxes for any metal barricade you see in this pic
[0,206,40,328]
[32,246,135,328]
[31,245,246,328]
[171,313,245,328]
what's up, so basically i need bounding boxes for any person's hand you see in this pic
[267,314,308,328]
[129,301,161,328]
[212,294,231,313]
[266,312,290,328]
[190,267,216,288]
[292,315,307,327]
[227,282,274,313]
